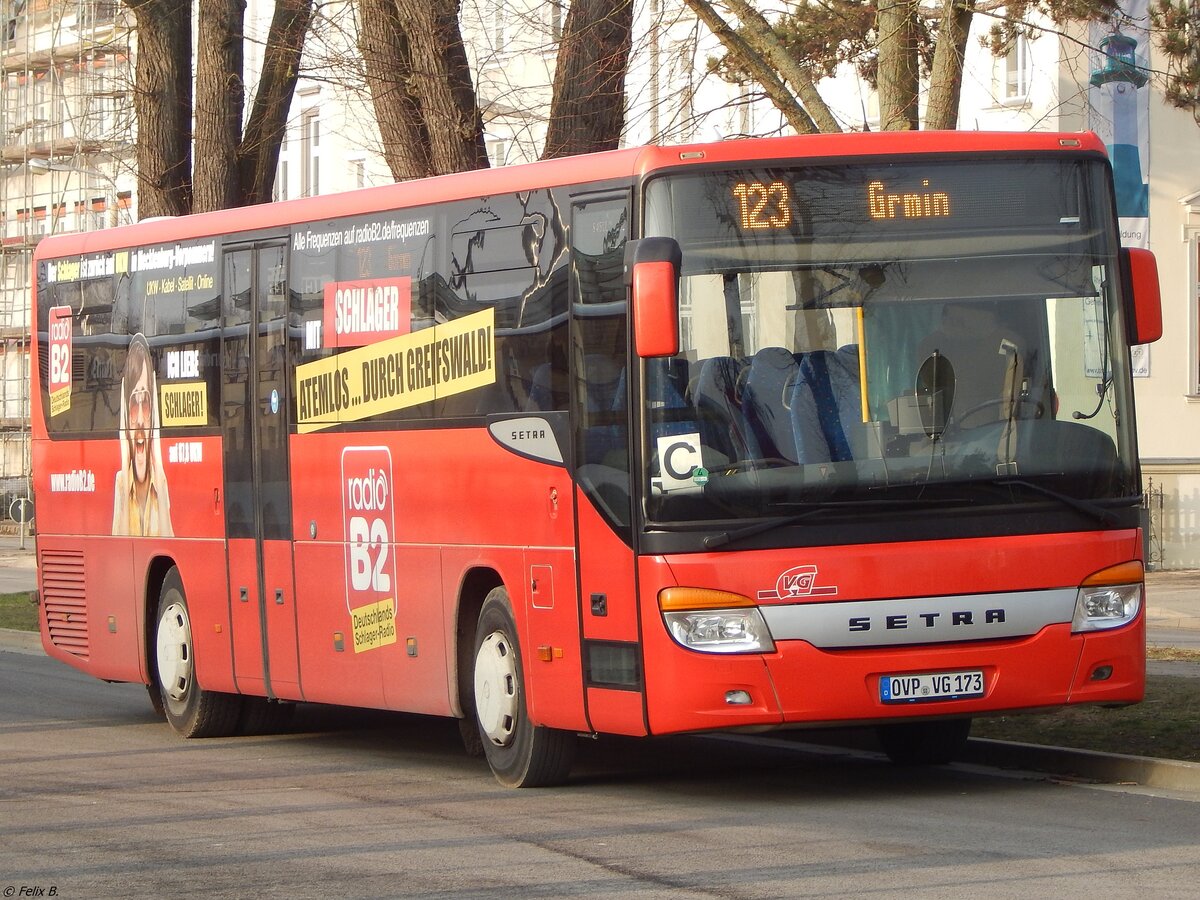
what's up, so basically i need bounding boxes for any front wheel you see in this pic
[472,587,575,787]
[153,568,243,738]
[876,718,972,766]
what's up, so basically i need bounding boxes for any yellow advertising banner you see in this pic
[296,307,495,433]
[159,382,208,427]
[49,386,71,417]
[351,597,397,653]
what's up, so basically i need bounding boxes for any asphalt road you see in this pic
[2,646,1198,898]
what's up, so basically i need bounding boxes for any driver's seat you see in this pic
[917,305,1024,426]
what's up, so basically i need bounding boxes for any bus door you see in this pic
[568,193,646,735]
[222,240,301,700]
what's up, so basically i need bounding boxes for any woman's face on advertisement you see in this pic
[128,368,151,484]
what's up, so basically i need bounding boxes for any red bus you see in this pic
[31,131,1162,786]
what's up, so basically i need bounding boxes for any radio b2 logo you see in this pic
[341,446,398,652]
[48,306,73,417]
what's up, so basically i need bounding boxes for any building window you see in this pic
[1192,234,1200,394]
[89,197,106,231]
[547,1,563,41]
[492,0,507,50]
[486,138,509,167]
[4,74,20,127]
[1004,34,1030,100]
[275,128,289,202]
[31,77,48,141]
[301,109,319,198]
[351,158,366,189]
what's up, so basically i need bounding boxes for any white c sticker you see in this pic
[656,432,703,493]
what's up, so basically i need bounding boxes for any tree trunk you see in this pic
[876,0,920,130]
[925,0,975,130]
[543,0,635,158]
[717,0,841,133]
[391,0,488,174]
[123,0,193,217]
[356,0,434,180]
[193,0,245,213]
[239,0,314,203]
[681,0,819,134]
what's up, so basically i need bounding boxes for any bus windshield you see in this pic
[640,157,1139,524]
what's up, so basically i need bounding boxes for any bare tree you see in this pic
[124,0,193,217]
[238,0,314,205]
[543,0,635,158]
[876,0,920,129]
[358,0,635,177]
[355,0,487,177]
[681,0,1119,132]
[357,0,436,179]
[122,0,313,216]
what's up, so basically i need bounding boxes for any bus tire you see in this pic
[457,716,486,758]
[472,587,575,787]
[877,718,972,766]
[153,567,243,738]
[147,683,165,719]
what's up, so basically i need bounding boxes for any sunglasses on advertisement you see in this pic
[129,387,152,415]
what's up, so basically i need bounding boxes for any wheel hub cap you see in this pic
[474,631,518,746]
[156,601,193,703]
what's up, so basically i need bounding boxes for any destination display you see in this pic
[647,158,1107,253]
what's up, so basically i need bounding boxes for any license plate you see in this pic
[880,669,984,704]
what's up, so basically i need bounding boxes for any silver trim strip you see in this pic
[760,588,1078,648]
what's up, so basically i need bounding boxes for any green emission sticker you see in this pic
[693,467,709,486]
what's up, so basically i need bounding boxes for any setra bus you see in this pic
[31,131,1162,786]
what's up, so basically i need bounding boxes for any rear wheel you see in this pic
[877,718,972,766]
[153,568,243,738]
[472,587,575,787]
[146,683,165,719]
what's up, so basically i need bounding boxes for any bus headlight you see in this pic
[659,587,776,654]
[1071,561,1143,633]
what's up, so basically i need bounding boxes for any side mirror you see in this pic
[1121,247,1162,345]
[625,237,681,358]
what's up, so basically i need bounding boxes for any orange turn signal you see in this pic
[1081,561,1144,587]
[658,587,755,612]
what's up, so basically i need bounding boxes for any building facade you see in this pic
[0,0,134,517]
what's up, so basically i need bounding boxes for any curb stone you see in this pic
[0,626,42,654]
[964,737,1200,793]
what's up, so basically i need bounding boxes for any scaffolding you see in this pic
[0,0,135,511]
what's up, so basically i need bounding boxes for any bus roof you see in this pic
[34,131,1107,261]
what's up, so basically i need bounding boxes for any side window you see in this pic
[290,221,339,370]
[291,212,439,430]
[38,256,121,436]
[221,249,254,537]
[39,243,222,439]
[571,195,631,529]
[442,189,569,417]
[140,240,221,431]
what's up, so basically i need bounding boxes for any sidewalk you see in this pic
[1145,569,1200,652]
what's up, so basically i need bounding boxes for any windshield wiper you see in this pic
[700,496,970,549]
[702,507,830,549]
[993,478,1135,526]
